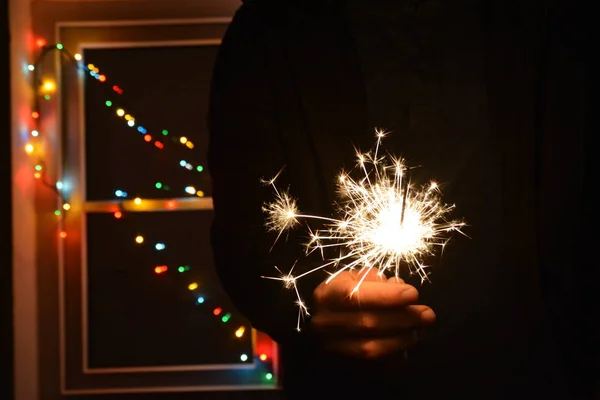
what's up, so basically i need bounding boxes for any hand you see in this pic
[309,268,436,359]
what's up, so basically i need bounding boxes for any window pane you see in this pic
[83,46,215,201]
[86,210,252,369]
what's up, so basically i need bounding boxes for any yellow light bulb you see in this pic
[62,203,71,211]
[74,53,82,61]
[41,80,56,93]
[116,109,125,117]
[188,283,198,290]
[179,137,188,144]
[25,143,35,154]
[235,326,245,338]
[135,235,144,244]
[134,197,142,205]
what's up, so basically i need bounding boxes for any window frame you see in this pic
[24,5,282,395]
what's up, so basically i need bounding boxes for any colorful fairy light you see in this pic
[25,38,274,376]
[25,41,206,207]
[138,232,252,349]
[26,43,71,236]
[81,59,202,168]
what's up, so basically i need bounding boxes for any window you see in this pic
[38,12,281,395]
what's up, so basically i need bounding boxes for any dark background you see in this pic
[83,46,252,368]
[2,0,14,398]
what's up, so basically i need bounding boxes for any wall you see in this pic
[3,0,15,399]
[10,1,39,400]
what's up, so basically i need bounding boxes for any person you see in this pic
[208,0,594,399]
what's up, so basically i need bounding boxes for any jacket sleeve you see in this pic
[207,6,324,345]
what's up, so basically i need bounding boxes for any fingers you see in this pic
[311,305,436,336]
[343,269,405,283]
[314,278,419,310]
[387,275,405,283]
[349,267,385,282]
[324,332,419,359]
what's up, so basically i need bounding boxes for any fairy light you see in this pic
[24,40,272,380]
[221,312,232,323]
[151,257,246,339]
[25,40,206,195]
[79,62,202,166]
[154,265,168,274]
[235,326,246,338]
[41,80,56,94]
[24,42,72,239]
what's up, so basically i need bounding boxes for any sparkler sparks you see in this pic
[262,130,466,330]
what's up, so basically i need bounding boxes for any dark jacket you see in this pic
[208,1,594,398]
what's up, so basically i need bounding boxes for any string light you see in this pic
[221,312,232,323]
[178,265,191,272]
[41,79,56,94]
[77,59,205,171]
[26,39,273,378]
[25,41,206,218]
[154,265,168,274]
[235,326,246,338]
[25,43,72,237]
[143,235,248,338]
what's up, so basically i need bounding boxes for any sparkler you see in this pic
[262,130,466,330]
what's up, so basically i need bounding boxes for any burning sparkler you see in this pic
[262,130,466,330]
